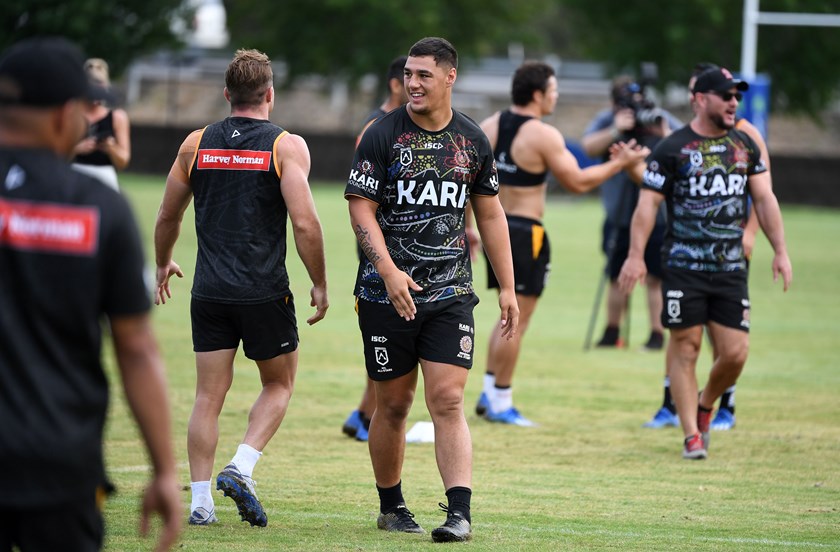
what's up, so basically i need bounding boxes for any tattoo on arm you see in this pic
[354,224,382,265]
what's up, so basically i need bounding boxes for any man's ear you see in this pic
[223,87,231,102]
[446,67,457,88]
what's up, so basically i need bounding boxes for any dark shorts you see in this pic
[661,268,750,332]
[191,296,299,360]
[602,220,664,280]
[0,492,103,552]
[356,294,479,381]
[487,215,551,297]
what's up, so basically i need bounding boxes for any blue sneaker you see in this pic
[355,421,369,442]
[711,408,736,430]
[188,506,218,525]
[342,410,363,438]
[485,406,536,427]
[216,464,267,527]
[643,407,679,428]
[475,392,490,416]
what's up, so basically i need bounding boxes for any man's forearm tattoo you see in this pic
[354,224,382,265]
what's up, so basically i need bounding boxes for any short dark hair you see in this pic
[408,37,457,69]
[511,61,555,106]
[386,56,408,85]
[225,49,273,109]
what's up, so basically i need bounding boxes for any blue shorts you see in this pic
[356,294,479,381]
[191,296,299,360]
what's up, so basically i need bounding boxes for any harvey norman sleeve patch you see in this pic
[197,149,271,171]
[0,198,99,255]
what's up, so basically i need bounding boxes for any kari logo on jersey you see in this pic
[0,198,98,256]
[688,173,746,197]
[348,160,380,193]
[643,169,666,190]
[397,179,468,208]
[197,149,271,171]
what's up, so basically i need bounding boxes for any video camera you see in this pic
[614,62,664,129]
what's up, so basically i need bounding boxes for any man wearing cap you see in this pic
[0,37,181,550]
[618,66,793,460]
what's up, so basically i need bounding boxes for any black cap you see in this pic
[0,37,109,107]
[692,67,749,94]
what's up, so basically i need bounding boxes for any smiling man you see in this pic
[345,37,518,542]
[618,66,792,460]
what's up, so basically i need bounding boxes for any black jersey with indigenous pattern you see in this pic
[493,110,547,186]
[641,125,766,272]
[190,117,290,303]
[345,107,499,304]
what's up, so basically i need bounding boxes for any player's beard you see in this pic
[710,112,735,131]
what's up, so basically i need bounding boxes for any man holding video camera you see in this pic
[582,75,682,362]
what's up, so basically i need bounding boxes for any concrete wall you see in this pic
[129,124,840,207]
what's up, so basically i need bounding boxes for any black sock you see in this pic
[361,414,371,430]
[662,378,676,413]
[445,486,472,524]
[377,481,405,514]
[719,387,735,413]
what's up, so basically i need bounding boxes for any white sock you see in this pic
[483,373,496,398]
[190,481,213,513]
[231,443,262,478]
[491,386,513,413]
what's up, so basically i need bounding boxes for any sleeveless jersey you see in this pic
[641,125,766,272]
[73,110,114,166]
[492,110,546,186]
[190,117,290,303]
[345,107,499,304]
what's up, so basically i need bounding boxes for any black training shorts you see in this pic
[487,215,550,297]
[356,294,479,381]
[191,296,299,360]
[602,221,664,280]
[661,268,750,332]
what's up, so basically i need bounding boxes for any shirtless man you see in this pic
[473,61,648,426]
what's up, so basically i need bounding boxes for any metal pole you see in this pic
[741,0,759,80]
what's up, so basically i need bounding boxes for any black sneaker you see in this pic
[431,503,472,542]
[377,504,425,534]
[643,331,664,351]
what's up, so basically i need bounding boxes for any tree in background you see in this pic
[0,0,189,78]
[223,0,551,85]
[557,0,840,119]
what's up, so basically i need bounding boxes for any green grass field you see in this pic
[102,173,839,551]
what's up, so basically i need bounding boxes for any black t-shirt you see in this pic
[0,147,149,507]
[641,125,767,272]
[190,117,290,303]
[73,110,115,166]
[345,106,499,304]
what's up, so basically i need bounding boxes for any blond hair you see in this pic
[225,49,273,108]
[84,58,110,87]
